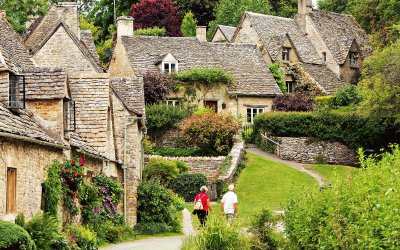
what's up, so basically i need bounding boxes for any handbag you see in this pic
[194,194,205,210]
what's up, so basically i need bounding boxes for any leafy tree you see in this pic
[130,0,182,36]
[80,14,100,41]
[268,0,298,18]
[134,27,166,36]
[317,0,349,13]
[181,11,197,37]
[173,0,218,26]
[143,71,173,104]
[358,41,400,122]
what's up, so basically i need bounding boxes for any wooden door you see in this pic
[204,100,218,112]
[6,168,16,214]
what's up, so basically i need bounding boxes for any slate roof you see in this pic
[0,13,34,71]
[301,63,345,94]
[111,77,145,115]
[243,12,323,64]
[0,103,63,145]
[307,10,372,64]
[0,51,17,73]
[216,25,236,42]
[22,67,67,100]
[121,36,282,97]
[70,133,108,160]
[80,30,100,61]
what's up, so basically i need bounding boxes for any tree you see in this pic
[209,0,273,38]
[130,0,182,36]
[181,11,197,37]
[317,0,349,13]
[358,41,400,122]
[143,71,173,104]
[268,0,298,18]
[173,0,218,26]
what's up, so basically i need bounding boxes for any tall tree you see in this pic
[173,0,218,26]
[131,0,182,36]
[181,11,197,37]
[269,0,298,18]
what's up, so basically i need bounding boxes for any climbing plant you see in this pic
[43,160,63,218]
[269,63,286,93]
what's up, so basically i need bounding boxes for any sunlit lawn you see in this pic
[304,164,357,185]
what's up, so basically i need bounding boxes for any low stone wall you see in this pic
[152,127,183,148]
[219,141,245,183]
[268,136,357,165]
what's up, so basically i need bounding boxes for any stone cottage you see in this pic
[230,0,372,94]
[0,3,145,226]
[211,25,236,43]
[110,17,282,124]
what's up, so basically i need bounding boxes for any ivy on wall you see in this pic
[269,63,287,93]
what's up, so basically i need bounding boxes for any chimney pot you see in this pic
[117,16,134,38]
[196,26,207,42]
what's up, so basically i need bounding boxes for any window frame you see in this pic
[63,99,76,132]
[8,74,25,109]
[349,52,359,68]
[164,99,180,107]
[162,62,178,74]
[286,81,294,93]
[282,47,291,62]
[246,107,265,124]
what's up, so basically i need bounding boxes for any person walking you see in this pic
[194,186,212,226]
[221,184,238,224]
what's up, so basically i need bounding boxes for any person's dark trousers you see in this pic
[197,210,208,226]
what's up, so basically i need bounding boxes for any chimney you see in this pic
[56,2,80,38]
[196,26,207,42]
[116,16,134,38]
[298,0,313,15]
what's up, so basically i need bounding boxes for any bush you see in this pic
[174,68,235,86]
[15,213,25,228]
[169,173,208,201]
[143,72,174,104]
[43,160,63,217]
[68,225,97,250]
[0,220,36,250]
[315,95,335,109]
[181,216,250,250]
[253,111,389,149]
[181,11,197,37]
[134,222,170,235]
[24,213,62,250]
[193,107,214,116]
[143,157,180,185]
[333,84,362,107]
[145,104,193,137]
[95,222,135,244]
[284,145,400,249]
[181,113,240,154]
[173,160,189,174]
[272,94,315,112]
[134,27,166,36]
[250,209,284,249]
[152,147,219,157]
[137,180,184,233]
[269,63,286,93]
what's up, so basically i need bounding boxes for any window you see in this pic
[165,99,180,106]
[286,81,294,93]
[322,52,327,63]
[204,100,218,112]
[6,168,16,214]
[8,74,25,109]
[349,52,359,68]
[162,62,178,74]
[247,107,264,123]
[282,47,290,62]
[64,99,76,132]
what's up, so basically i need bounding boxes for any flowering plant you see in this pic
[61,156,84,217]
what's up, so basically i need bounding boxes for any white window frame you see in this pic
[162,62,178,74]
[164,99,180,107]
[246,107,265,124]
[282,47,290,62]
[286,81,294,93]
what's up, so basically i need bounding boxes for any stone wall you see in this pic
[218,141,245,183]
[269,136,357,165]
[0,138,64,221]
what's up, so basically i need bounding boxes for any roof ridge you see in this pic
[245,11,294,21]
[312,9,354,18]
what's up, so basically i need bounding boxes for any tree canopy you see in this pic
[173,0,218,26]
[181,11,197,37]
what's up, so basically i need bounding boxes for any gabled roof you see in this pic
[0,103,64,146]
[0,13,34,72]
[307,10,372,64]
[0,51,17,73]
[70,133,109,160]
[301,63,345,94]
[214,25,237,42]
[80,30,100,62]
[121,36,282,97]
[242,12,323,64]
[111,77,144,115]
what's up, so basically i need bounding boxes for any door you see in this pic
[6,168,16,214]
[204,100,218,112]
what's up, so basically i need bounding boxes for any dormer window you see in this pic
[162,62,178,74]
[8,74,25,109]
[64,99,76,132]
[349,52,359,68]
[282,48,290,62]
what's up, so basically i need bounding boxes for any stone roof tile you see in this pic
[111,77,144,115]
[245,12,323,64]
[80,30,100,61]
[121,36,282,96]
[301,63,345,94]
[217,25,236,42]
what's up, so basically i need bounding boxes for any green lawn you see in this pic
[235,153,319,223]
[304,164,357,185]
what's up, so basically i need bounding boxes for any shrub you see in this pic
[68,225,97,250]
[315,95,335,109]
[181,216,250,250]
[250,209,284,249]
[145,104,193,137]
[143,72,174,104]
[269,63,286,93]
[181,112,240,154]
[181,11,197,37]
[134,222,170,235]
[24,213,62,250]
[137,180,184,233]
[152,147,219,157]
[43,160,63,217]
[333,84,362,107]
[0,220,36,250]
[253,111,389,149]
[143,157,180,185]
[272,94,315,112]
[173,160,189,174]
[134,27,166,36]
[284,145,400,249]
[95,222,135,244]
[15,213,25,228]
[193,107,214,116]
[174,68,236,86]
[169,173,208,201]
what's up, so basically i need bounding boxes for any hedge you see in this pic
[253,111,389,149]
[0,220,36,250]
[169,173,208,201]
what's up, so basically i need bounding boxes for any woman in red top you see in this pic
[194,186,212,226]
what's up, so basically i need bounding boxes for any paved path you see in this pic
[100,208,194,250]
[246,147,325,187]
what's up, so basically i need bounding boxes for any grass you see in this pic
[304,164,357,185]
[235,153,319,224]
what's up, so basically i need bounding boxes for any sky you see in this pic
[312,0,318,8]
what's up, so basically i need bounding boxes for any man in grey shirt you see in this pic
[221,184,238,224]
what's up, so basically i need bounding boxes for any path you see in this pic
[100,208,194,250]
[246,147,324,187]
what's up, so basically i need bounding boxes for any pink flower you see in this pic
[101,188,107,194]
[106,196,112,201]
[71,160,76,166]
[79,156,85,166]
